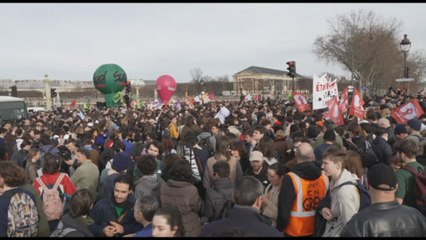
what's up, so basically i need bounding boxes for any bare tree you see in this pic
[190,68,203,83]
[312,9,426,95]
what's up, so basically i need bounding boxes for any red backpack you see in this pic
[403,165,426,216]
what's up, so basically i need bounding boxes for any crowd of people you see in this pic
[0,88,426,237]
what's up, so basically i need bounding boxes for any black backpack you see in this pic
[197,134,215,158]
[339,180,371,211]
[209,195,234,222]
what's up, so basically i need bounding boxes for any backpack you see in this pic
[2,188,39,237]
[339,180,371,211]
[209,194,234,222]
[217,199,234,220]
[35,173,66,221]
[196,134,215,158]
[402,165,426,216]
[50,221,77,237]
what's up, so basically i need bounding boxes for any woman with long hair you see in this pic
[160,160,202,237]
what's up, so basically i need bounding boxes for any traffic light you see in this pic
[50,88,57,98]
[10,85,17,97]
[286,61,296,78]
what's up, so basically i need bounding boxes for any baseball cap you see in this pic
[249,151,264,162]
[367,163,397,191]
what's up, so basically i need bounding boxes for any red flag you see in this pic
[349,88,366,119]
[324,96,344,126]
[293,92,311,112]
[391,99,425,124]
[339,88,349,113]
[208,92,217,101]
[70,99,77,108]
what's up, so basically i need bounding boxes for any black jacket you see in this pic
[341,201,426,237]
[371,136,393,165]
[201,205,282,237]
[276,162,323,232]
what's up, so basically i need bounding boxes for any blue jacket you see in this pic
[201,205,282,237]
[89,193,143,237]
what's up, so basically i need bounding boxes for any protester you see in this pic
[132,195,160,237]
[152,206,185,237]
[201,176,282,237]
[341,163,426,237]
[276,142,328,237]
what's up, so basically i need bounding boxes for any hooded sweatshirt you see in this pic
[134,174,165,202]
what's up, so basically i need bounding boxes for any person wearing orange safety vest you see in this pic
[276,142,329,237]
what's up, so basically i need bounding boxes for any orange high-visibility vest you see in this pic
[284,172,328,237]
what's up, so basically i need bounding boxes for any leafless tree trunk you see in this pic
[312,9,426,95]
[190,68,203,83]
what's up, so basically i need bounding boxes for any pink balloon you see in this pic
[156,75,177,105]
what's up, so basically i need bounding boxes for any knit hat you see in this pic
[394,124,407,135]
[111,152,132,172]
[249,151,264,162]
[367,163,397,191]
[407,118,422,131]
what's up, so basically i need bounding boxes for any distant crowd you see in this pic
[0,88,425,237]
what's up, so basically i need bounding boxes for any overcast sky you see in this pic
[0,3,424,83]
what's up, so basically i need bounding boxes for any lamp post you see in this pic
[199,78,205,105]
[400,34,411,94]
[43,74,52,111]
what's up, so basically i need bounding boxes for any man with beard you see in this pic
[89,174,143,237]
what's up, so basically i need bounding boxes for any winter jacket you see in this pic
[134,174,165,202]
[58,213,95,237]
[322,169,360,237]
[160,179,202,237]
[371,136,393,165]
[70,160,99,197]
[89,194,143,237]
[201,205,283,237]
[341,201,426,237]
[204,178,234,221]
[10,148,28,168]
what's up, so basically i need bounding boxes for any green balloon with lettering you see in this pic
[93,63,127,107]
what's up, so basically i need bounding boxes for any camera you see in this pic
[344,133,350,139]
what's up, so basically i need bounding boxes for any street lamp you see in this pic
[199,78,205,105]
[400,34,412,93]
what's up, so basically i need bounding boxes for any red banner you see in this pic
[339,88,349,113]
[70,99,77,108]
[324,96,344,126]
[349,88,366,119]
[293,92,311,112]
[391,99,425,124]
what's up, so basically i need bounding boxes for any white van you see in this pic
[27,107,46,112]
[0,96,29,121]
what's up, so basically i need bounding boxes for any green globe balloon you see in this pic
[93,63,127,107]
